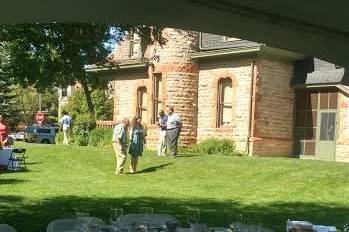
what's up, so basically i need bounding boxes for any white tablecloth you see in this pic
[0,148,18,170]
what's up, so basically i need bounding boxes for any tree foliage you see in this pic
[0,23,164,115]
[62,88,113,121]
[11,85,58,125]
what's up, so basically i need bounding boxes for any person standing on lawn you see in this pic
[59,111,73,146]
[0,115,9,147]
[166,106,182,157]
[157,110,168,156]
[112,118,130,175]
[128,117,146,174]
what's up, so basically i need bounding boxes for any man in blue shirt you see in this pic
[59,111,72,146]
[157,110,168,156]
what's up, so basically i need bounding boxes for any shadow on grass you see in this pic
[138,163,174,174]
[0,195,348,232]
[0,178,28,185]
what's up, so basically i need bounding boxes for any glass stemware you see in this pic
[187,208,200,227]
[75,212,90,231]
[140,207,154,228]
[110,208,124,231]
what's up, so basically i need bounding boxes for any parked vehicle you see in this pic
[8,132,25,141]
[24,126,56,144]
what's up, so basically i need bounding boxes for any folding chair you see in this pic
[7,148,27,170]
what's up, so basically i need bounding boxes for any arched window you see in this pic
[217,78,233,127]
[137,87,147,123]
[152,73,163,124]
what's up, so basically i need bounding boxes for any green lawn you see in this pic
[0,143,349,232]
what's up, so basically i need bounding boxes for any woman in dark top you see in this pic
[128,117,146,174]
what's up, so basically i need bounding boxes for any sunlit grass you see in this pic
[0,142,348,231]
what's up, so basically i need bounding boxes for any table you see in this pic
[0,148,18,170]
[119,213,178,230]
[47,217,104,232]
[47,214,178,232]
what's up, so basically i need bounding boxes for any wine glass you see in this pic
[140,207,154,227]
[110,208,124,231]
[75,212,89,231]
[187,208,200,226]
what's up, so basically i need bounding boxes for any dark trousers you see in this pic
[167,127,180,156]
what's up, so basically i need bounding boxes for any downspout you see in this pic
[247,60,257,156]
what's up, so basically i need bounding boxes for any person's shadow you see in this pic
[137,163,173,174]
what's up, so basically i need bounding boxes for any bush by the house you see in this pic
[88,127,113,147]
[190,138,243,156]
[56,127,113,147]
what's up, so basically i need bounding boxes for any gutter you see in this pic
[191,46,261,60]
[246,61,256,156]
[294,83,349,95]
[85,62,147,74]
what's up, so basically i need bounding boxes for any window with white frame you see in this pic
[217,78,233,127]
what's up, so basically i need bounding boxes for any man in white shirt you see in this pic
[59,111,72,146]
[166,106,182,157]
[157,110,168,156]
[112,118,130,175]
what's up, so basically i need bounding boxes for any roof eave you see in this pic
[191,45,261,60]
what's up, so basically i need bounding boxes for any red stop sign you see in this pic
[35,112,45,124]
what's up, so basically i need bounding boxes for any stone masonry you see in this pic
[109,28,301,158]
[250,57,295,156]
[197,58,254,152]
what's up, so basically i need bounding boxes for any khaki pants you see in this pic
[63,129,70,145]
[130,156,139,173]
[113,143,127,174]
[157,130,167,156]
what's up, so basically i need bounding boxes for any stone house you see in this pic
[87,28,349,162]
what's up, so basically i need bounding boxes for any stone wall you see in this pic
[251,58,295,156]
[112,28,200,148]
[336,92,349,162]
[197,58,254,152]
[112,70,149,122]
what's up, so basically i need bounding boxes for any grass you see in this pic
[0,142,349,232]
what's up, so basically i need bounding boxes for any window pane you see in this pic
[327,112,336,141]
[306,111,317,127]
[305,127,316,140]
[320,92,329,109]
[320,113,329,140]
[304,142,315,155]
[141,91,147,108]
[329,92,338,109]
[223,81,232,104]
[309,91,318,109]
[157,77,162,99]
[222,105,232,125]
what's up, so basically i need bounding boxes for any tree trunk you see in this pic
[80,77,95,115]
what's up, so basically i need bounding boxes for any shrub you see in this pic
[190,138,243,156]
[88,127,113,147]
[55,132,64,144]
[74,134,89,146]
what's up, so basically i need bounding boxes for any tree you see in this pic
[0,44,17,126]
[0,23,164,115]
[62,88,113,121]
[11,85,59,125]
